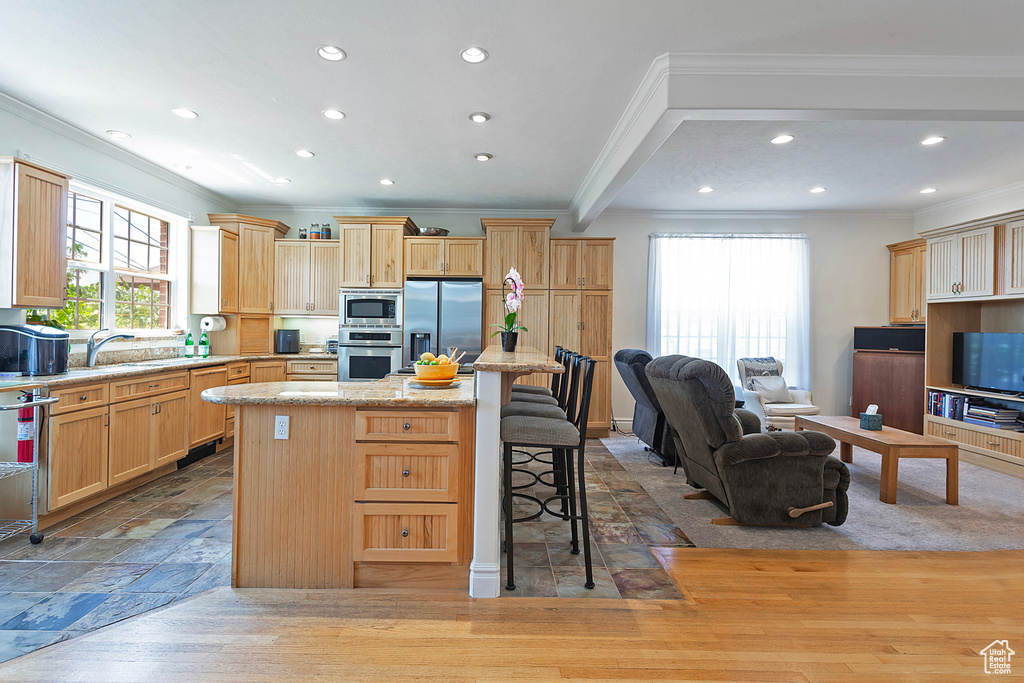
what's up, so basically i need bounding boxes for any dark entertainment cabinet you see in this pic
[851,327,926,434]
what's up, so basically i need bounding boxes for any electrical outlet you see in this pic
[316,333,326,344]
[274,415,289,440]
[188,211,195,221]
[300,331,307,343]
[131,341,146,350]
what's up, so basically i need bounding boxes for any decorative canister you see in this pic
[320,225,332,240]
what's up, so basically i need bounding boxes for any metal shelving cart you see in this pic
[0,390,59,545]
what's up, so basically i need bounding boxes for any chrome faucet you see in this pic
[86,329,135,367]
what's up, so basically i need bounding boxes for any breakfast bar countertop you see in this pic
[201,374,476,407]
[472,345,565,374]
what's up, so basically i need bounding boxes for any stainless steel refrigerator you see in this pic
[403,279,483,366]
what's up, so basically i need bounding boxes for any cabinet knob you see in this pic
[310,365,315,370]
[402,469,410,477]
[403,422,411,430]
[401,529,409,538]
[986,440,1000,447]
[80,394,88,401]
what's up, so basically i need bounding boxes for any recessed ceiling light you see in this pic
[469,112,491,123]
[172,163,192,172]
[474,153,493,161]
[921,136,945,146]
[460,47,488,63]
[106,130,131,139]
[295,150,315,158]
[771,134,794,144]
[317,45,346,61]
[171,108,199,119]
[920,187,937,194]
[379,178,395,186]
[810,186,826,193]
[698,186,714,193]
[322,109,345,120]
[273,177,291,184]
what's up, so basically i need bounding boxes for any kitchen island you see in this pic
[202,344,563,596]
[202,375,476,589]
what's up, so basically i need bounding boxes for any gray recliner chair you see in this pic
[645,355,850,527]
[613,349,678,468]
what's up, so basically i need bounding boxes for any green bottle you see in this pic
[184,329,194,357]
[199,330,210,357]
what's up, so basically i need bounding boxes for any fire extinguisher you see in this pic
[17,395,34,464]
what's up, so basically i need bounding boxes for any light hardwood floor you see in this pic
[1,548,1021,681]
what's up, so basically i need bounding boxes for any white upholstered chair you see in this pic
[736,357,819,431]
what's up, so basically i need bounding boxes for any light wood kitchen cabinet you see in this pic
[404,237,484,277]
[190,226,238,315]
[550,239,614,290]
[250,360,287,383]
[925,225,995,301]
[286,359,338,382]
[888,239,926,323]
[108,388,188,485]
[48,382,109,415]
[481,219,553,288]
[546,289,613,433]
[549,291,581,351]
[49,405,108,509]
[208,314,273,356]
[0,157,70,309]
[274,240,340,315]
[1003,219,1024,295]
[334,216,419,288]
[207,214,290,314]
[189,366,227,448]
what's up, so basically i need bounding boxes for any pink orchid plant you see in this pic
[490,267,529,337]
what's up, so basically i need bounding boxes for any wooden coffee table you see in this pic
[795,415,958,505]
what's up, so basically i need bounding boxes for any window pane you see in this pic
[75,195,101,232]
[113,237,129,269]
[149,246,166,274]
[67,192,103,264]
[115,275,171,330]
[129,211,149,243]
[113,207,129,238]
[128,240,148,271]
[40,267,104,330]
[72,229,102,263]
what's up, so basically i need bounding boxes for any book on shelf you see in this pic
[963,416,1024,430]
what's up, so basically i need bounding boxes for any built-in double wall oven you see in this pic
[338,289,404,381]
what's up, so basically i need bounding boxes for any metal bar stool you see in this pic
[500,355,597,591]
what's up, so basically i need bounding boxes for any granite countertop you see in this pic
[26,354,338,388]
[472,344,564,373]
[201,374,475,407]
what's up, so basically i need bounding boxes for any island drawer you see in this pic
[352,502,458,563]
[354,443,459,502]
[287,360,338,375]
[355,410,459,442]
[49,382,110,415]
[226,362,250,379]
[110,371,189,402]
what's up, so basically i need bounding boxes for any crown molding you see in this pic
[0,89,237,212]
[597,208,913,222]
[914,180,1024,220]
[657,52,1024,78]
[236,204,571,218]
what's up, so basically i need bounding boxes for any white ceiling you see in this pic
[3,1,1024,221]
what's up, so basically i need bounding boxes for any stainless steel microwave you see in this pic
[340,289,402,326]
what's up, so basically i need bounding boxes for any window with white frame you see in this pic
[646,233,811,389]
[28,185,184,334]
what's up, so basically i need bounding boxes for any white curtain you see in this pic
[646,233,811,389]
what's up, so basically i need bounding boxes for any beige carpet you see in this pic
[602,432,1024,551]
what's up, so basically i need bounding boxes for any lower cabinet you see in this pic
[49,405,109,510]
[352,502,459,563]
[286,359,337,382]
[189,366,228,448]
[109,390,189,485]
[250,360,287,383]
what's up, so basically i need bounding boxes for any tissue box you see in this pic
[860,413,883,430]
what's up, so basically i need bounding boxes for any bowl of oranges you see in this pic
[413,352,459,381]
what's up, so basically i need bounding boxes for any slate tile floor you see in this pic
[0,450,234,663]
[499,439,694,598]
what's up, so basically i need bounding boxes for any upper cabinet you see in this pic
[0,157,70,308]
[206,214,290,314]
[887,238,926,324]
[550,239,614,290]
[481,218,553,289]
[923,224,995,302]
[334,216,418,288]
[274,240,340,315]
[1004,219,1024,295]
[405,237,484,277]
[191,226,238,315]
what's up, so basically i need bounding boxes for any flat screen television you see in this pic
[952,332,1024,394]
